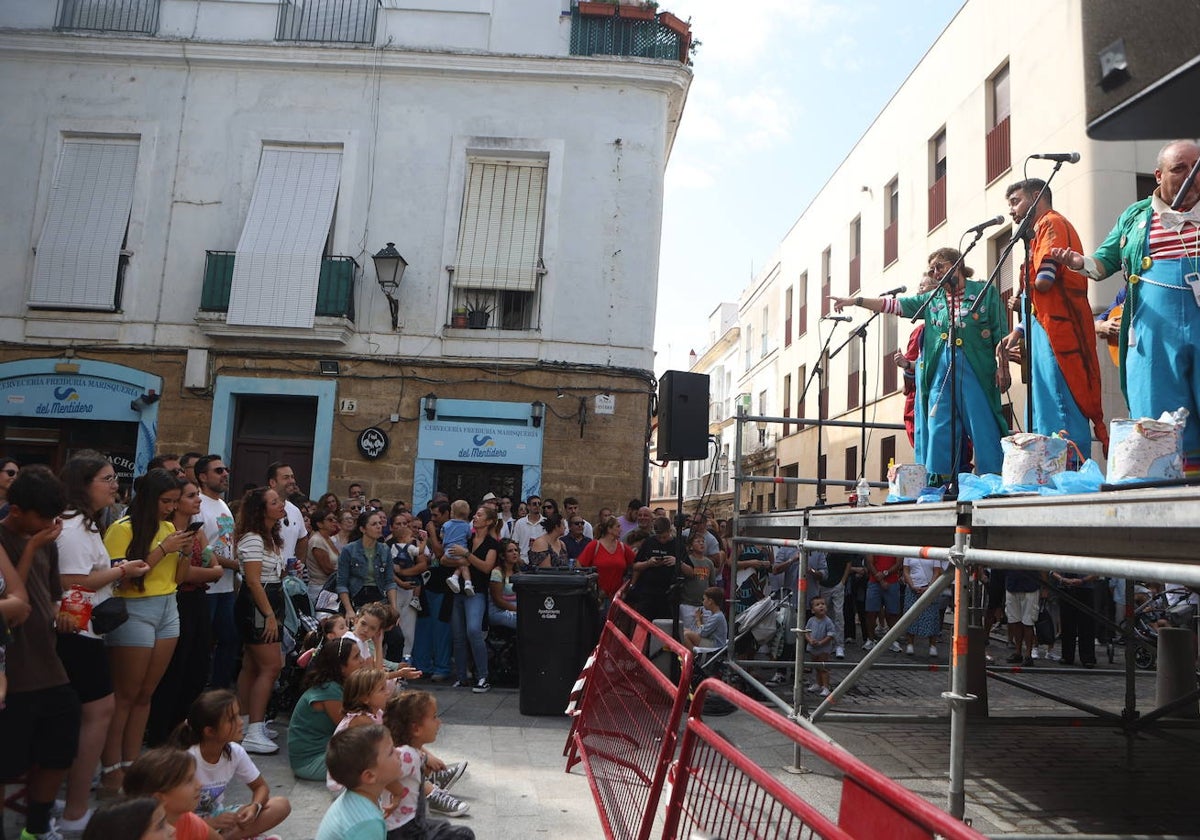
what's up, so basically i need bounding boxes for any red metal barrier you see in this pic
[662,679,985,840]
[565,598,695,840]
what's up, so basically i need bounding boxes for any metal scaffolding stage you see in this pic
[726,478,1200,820]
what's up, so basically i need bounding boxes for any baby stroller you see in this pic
[268,573,320,719]
[695,587,795,697]
[1122,586,1198,670]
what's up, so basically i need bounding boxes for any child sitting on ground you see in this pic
[683,587,729,652]
[441,500,474,596]
[382,691,475,838]
[805,595,838,697]
[317,725,402,840]
[123,747,225,840]
[298,614,348,669]
[344,602,392,669]
[173,689,290,839]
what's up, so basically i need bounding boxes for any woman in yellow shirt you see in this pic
[99,468,196,794]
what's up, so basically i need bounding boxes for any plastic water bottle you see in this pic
[855,477,871,507]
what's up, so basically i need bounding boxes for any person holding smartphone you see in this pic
[101,468,198,796]
[146,478,223,745]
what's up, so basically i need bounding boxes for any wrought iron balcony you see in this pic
[275,0,378,44]
[569,3,691,62]
[201,251,356,321]
[56,0,159,34]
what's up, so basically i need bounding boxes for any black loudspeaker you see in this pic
[658,371,710,461]
[1082,0,1200,140]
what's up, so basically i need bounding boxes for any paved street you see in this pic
[6,638,1197,838]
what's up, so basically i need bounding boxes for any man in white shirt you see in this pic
[195,454,240,689]
[507,494,543,564]
[267,461,308,568]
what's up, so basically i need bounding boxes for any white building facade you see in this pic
[0,0,692,507]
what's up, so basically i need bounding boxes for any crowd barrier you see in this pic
[662,679,986,840]
[566,598,984,839]
[565,598,695,840]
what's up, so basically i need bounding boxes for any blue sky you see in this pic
[655,0,964,374]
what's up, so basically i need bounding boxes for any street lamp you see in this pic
[372,242,407,330]
[531,401,546,428]
[423,393,438,421]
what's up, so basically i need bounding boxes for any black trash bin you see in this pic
[513,570,599,715]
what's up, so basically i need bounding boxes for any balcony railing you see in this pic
[201,251,356,320]
[276,0,377,44]
[56,0,159,33]
[928,176,947,231]
[848,254,861,295]
[985,115,1011,184]
[569,4,690,62]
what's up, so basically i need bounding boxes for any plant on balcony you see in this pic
[657,10,688,35]
[619,2,657,21]
[464,295,494,329]
[450,305,468,329]
[577,1,617,16]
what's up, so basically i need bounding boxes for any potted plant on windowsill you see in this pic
[450,305,468,329]
[465,295,494,329]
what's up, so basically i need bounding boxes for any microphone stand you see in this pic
[910,234,986,497]
[1171,155,1200,210]
[967,159,1067,433]
[799,321,846,506]
[829,307,889,482]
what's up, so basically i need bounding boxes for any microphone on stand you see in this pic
[880,285,907,296]
[966,215,1005,234]
[822,314,852,322]
[1029,152,1081,164]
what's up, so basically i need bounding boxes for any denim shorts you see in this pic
[104,593,181,647]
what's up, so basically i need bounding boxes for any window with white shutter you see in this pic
[30,136,139,311]
[226,146,342,329]
[451,157,547,329]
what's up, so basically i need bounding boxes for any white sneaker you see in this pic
[861,638,875,651]
[1045,649,1061,662]
[834,646,845,659]
[241,724,279,755]
[241,715,277,739]
[929,644,938,657]
[463,578,475,596]
[805,682,821,693]
[889,641,903,653]
[445,575,461,594]
[905,643,914,656]
[819,686,831,697]
[409,598,422,612]
[1031,646,1040,660]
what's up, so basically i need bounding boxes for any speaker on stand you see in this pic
[657,371,710,462]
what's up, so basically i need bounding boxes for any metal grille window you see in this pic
[797,271,808,338]
[820,248,831,317]
[847,338,861,411]
[227,146,343,329]
[276,0,378,44]
[991,229,1015,330]
[31,136,139,311]
[56,0,159,34]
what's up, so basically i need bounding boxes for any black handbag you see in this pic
[91,596,129,635]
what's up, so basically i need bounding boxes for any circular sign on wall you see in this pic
[357,427,389,460]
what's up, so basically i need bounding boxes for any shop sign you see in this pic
[0,374,144,421]
[417,419,542,465]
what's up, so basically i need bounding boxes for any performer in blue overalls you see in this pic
[1053,139,1200,475]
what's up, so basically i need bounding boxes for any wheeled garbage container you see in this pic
[512,570,599,715]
